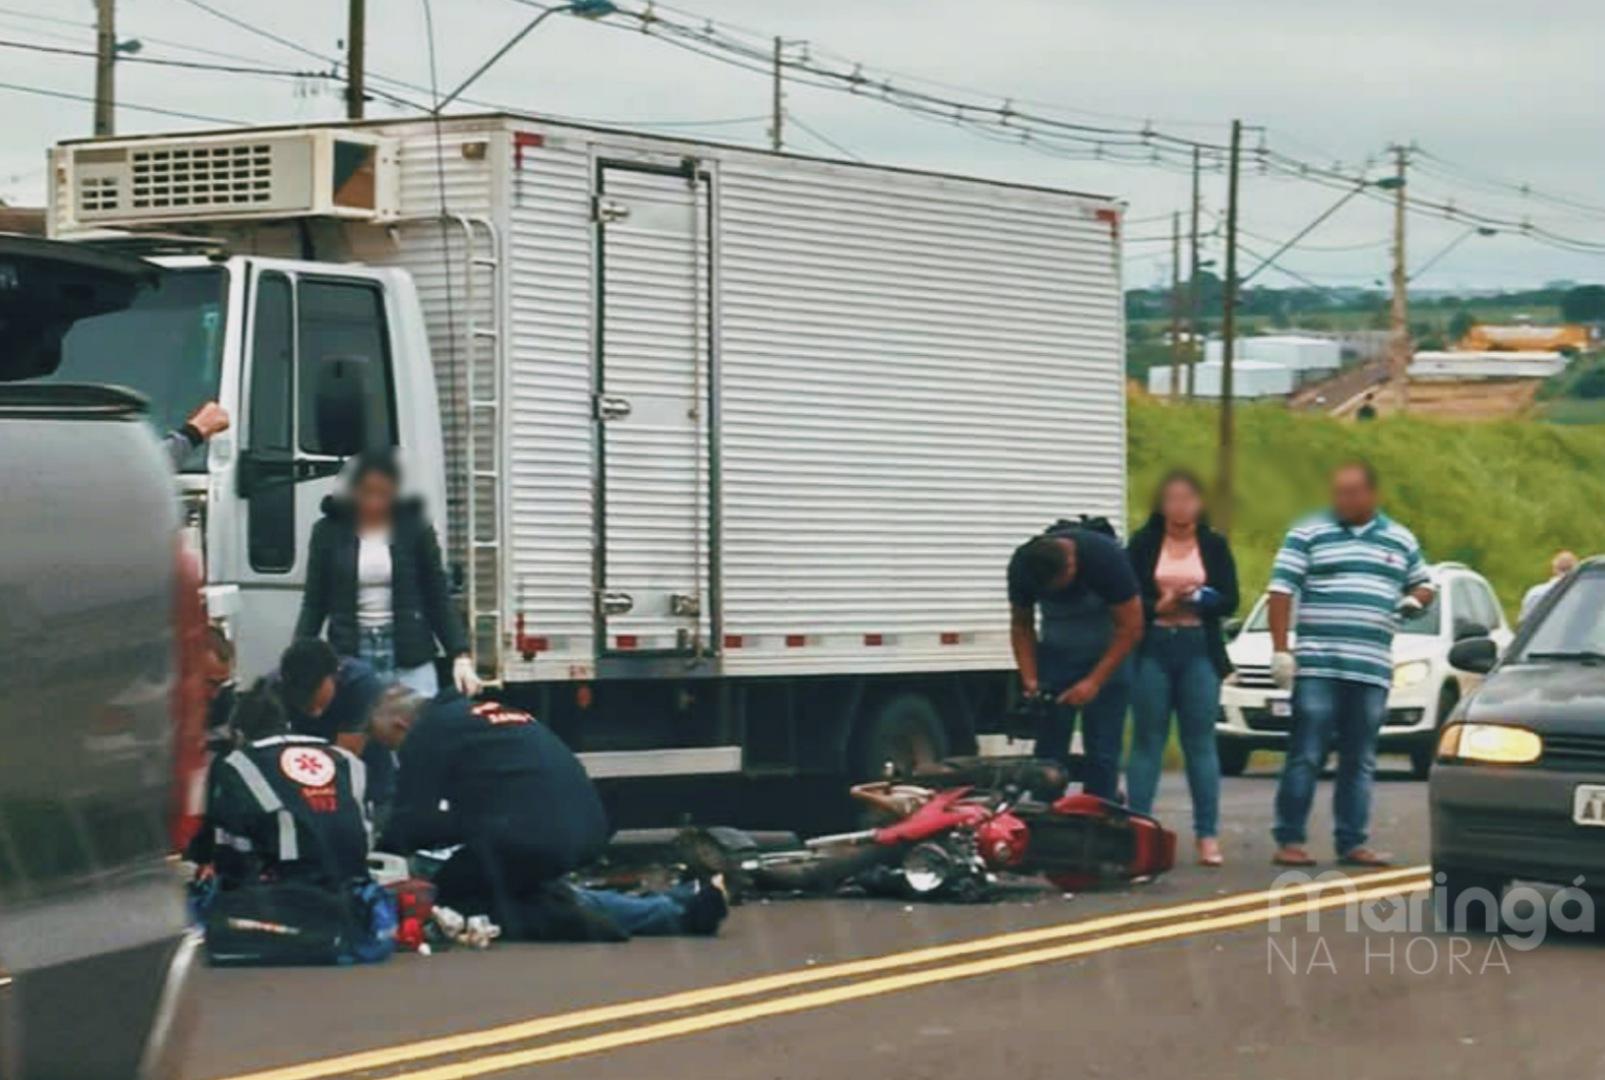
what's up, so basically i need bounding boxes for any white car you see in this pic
[1217,562,1513,779]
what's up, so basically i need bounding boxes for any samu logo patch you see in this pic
[279,746,337,788]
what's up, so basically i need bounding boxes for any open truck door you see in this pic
[227,262,403,677]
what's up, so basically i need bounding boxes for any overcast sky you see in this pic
[2,0,1601,290]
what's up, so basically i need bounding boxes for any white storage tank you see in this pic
[1409,351,1569,380]
[1204,334,1341,372]
[1148,360,1294,399]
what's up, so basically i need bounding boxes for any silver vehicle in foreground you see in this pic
[0,236,204,1078]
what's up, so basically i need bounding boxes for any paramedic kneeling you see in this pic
[1008,524,1144,798]
[372,688,727,939]
[192,680,371,890]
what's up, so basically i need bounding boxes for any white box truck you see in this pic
[47,114,1126,782]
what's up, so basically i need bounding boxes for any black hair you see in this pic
[349,447,401,490]
[1333,458,1379,490]
[279,637,340,713]
[1150,468,1208,518]
[233,678,290,742]
[1008,536,1072,598]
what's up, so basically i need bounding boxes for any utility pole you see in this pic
[1388,144,1410,413]
[1169,211,1182,402]
[94,0,115,137]
[1186,145,1201,400]
[1216,119,1242,535]
[346,0,366,120]
[769,36,784,151]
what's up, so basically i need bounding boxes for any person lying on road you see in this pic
[370,686,728,940]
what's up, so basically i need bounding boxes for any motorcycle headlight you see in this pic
[901,842,956,895]
[1438,723,1542,765]
[1392,660,1432,689]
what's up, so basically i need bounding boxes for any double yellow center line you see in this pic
[219,865,1429,1080]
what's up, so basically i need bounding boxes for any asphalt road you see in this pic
[190,761,1605,1080]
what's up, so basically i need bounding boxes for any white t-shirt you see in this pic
[356,530,393,630]
[1520,578,1558,623]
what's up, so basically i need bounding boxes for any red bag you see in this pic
[387,878,437,952]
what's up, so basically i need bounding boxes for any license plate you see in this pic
[1573,785,1605,827]
[1270,699,1293,719]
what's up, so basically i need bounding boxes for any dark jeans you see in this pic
[432,840,703,940]
[1033,652,1131,800]
[1127,626,1222,838]
[1273,676,1389,854]
[573,883,699,936]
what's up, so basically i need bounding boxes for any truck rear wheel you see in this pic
[850,691,948,781]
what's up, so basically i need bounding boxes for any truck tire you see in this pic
[1217,739,1251,777]
[850,691,948,781]
[1411,684,1458,780]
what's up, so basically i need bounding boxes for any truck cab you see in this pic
[39,253,446,678]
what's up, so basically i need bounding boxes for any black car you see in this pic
[1431,557,1605,912]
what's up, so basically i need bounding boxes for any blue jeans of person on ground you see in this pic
[1273,675,1389,854]
[1126,626,1221,838]
[572,882,702,936]
[1033,652,1131,800]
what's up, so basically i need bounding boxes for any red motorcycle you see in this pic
[736,769,1176,901]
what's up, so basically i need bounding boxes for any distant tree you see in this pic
[1448,309,1476,343]
[1571,364,1605,399]
[1561,285,1605,322]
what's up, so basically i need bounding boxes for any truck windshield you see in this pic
[1242,591,1442,636]
[41,267,228,472]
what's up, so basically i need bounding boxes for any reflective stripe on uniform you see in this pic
[223,749,300,862]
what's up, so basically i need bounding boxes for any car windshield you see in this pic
[1517,571,1605,660]
[1242,590,1442,636]
[35,267,228,472]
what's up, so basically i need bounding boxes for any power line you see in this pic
[782,109,862,161]
[172,0,338,66]
[0,37,337,79]
[0,78,240,124]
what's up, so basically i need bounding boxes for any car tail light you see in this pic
[170,541,209,852]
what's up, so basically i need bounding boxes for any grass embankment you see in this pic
[1127,398,1605,615]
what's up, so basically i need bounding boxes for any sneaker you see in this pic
[682,876,730,936]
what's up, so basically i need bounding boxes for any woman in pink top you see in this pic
[1125,471,1240,866]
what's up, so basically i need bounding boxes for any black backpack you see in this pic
[1044,514,1119,540]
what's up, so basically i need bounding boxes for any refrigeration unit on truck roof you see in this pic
[52,129,399,230]
[47,115,1127,780]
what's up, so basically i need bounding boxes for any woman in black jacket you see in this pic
[1125,469,1239,866]
[294,450,478,696]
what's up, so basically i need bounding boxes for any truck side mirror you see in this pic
[1453,617,1491,641]
[312,354,371,458]
[1447,636,1498,675]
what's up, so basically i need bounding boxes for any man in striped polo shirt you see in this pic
[1267,461,1435,867]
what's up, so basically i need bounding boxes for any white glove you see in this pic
[452,655,483,697]
[1270,651,1297,690]
[1397,595,1425,618]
